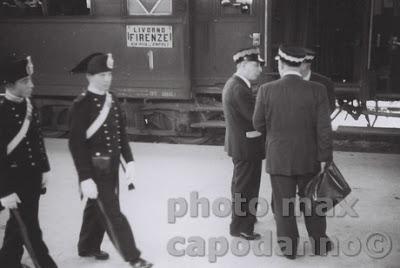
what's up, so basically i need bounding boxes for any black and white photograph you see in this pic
[0,0,400,267]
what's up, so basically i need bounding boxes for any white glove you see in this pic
[80,179,98,199]
[42,172,50,189]
[0,193,21,209]
[320,162,328,174]
[125,161,136,181]
[127,177,135,186]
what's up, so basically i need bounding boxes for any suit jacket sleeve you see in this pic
[68,101,93,182]
[0,119,12,198]
[34,104,51,173]
[253,85,266,133]
[116,99,134,163]
[316,86,333,162]
[326,79,336,113]
[313,73,336,114]
[233,85,255,123]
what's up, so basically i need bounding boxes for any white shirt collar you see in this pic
[88,85,106,95]
[234,73,251,88]
[304,70,312,81]
[5,90,24,103]
[282,70,302,78]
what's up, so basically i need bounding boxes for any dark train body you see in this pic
[1,0,399,141]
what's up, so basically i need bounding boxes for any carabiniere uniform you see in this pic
[0,60,49,200]
[0,95,50,191]
[68,53,141,262]
[0,56,58,268]
[68,90,133,180]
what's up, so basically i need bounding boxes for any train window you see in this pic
[127,0,172,16]
[0,0,43,16]
[220,0,253,15]
[47,0,91,16]
[0,0,91,17]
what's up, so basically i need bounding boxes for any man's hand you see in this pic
[80,179,98,199]
[0,193,21,209]
[42,172,49,189]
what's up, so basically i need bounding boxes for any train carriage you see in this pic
[0,0,399,141]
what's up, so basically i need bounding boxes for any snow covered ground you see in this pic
[1,139,400,268]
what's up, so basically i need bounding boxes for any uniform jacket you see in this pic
[68,90,133,183]
[253,74,333,176]
[0,97,50,198]
[310,72,336,113]
[222,75,264,161]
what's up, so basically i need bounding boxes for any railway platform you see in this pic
[1,139,399,268]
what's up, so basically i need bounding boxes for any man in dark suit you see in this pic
[301,49,336,113]
[253,45,333,259]
[222,47,265,240]
[0,55,58,268]
[68,53,152,268]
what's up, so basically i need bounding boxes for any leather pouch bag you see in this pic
[91,156,111,179]
[304,162,351,212]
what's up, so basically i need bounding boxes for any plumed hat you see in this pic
[71,53,114,75]
[0,55,33,84]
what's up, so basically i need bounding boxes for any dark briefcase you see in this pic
[304,162,351,212]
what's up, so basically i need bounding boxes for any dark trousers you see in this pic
[0,171,57,268]
[270,174,327,255]
[78,167,141,262]
[230,158,262,234]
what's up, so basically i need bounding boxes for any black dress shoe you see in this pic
[79,250,110,260]
[129,258,153,268]
[313,236,333,256]
[283,254,296,260]
[231,232,261,240]
[278,242,297,259]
